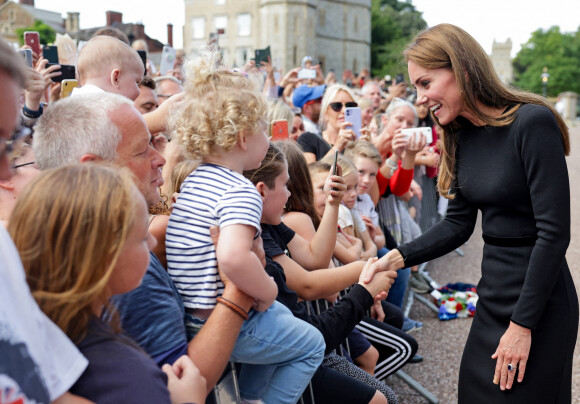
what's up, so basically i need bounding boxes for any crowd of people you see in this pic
[1,21,576,404]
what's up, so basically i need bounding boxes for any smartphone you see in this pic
[43,45,59,63]
[47,63,76,82]
[254,46,270,68]
[271,120,289,141]
[332,149,339,176]
[24,31,40,56]
[160,45,176,76]
[344,107,362,139]
[18,49,33,68]
[400,127,433,145]
[297,68,316,80]
[395,73,405,84]
[136,49,147,73]
[60,79,78,98]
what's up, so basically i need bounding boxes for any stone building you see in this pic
[490,38,513,85]
[184,0,371,75]
[0,0,65,46]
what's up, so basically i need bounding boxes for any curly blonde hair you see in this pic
[170,48,267,161]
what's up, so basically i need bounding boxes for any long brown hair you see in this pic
[404,23,569,198]
[9,164,137,343]
[275,141,321,229]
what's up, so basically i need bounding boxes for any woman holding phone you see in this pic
[375,24,577,403]
[298,84,358,163]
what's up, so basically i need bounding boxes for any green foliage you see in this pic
[16,20,56,47]
[512,26,580,96]
[371,0,427,78]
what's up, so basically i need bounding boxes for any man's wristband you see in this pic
[22,103,43,119]
[216,296,249,320]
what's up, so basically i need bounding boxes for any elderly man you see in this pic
[0,38,89,404]
[154,75,183,105]
[361,81,382,111]
[33,92,253,395]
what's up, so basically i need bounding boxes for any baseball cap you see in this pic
[293,84,326,109]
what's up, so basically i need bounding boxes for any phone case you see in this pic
[60,79,78,98]
[271,120,289,141]
[18,49,33,68]
[160,46,176,76]
[43,45,59,64]
[344,107,362,138]
[400,127,433,145]
[24,31,40,57]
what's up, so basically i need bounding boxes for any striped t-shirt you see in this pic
[166,163,262,309]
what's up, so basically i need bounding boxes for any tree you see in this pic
[512,26,580,97]
[370,0,427,78]
[16,19,56,47]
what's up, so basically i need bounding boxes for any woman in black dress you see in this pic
[373,24,578,403]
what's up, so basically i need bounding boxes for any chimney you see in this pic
[167,23,173,47]
[66,12,80,32]
[106,10,123,27]
[132,23,145,40]
[19,0,34,6]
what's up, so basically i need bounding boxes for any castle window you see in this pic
[237,13,251,36]
[191,17,205,39]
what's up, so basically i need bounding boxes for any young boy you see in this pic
[166,50,324,404]
[74,35,144,100]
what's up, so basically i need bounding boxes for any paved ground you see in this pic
[385,124,580,403]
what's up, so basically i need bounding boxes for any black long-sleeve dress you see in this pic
[398,104,578,403]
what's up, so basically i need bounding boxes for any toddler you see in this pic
[166,49,324,403]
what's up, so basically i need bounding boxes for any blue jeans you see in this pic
[190,301,325,403]
[386,267,411,309]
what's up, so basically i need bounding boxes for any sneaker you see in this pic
[409,354,423,364]
[409,271,430,293]
[402,317,423,333]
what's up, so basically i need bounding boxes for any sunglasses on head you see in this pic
[329,102,357,112]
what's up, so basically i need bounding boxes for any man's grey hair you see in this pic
[34,93,132,169]
[361,81,381,96]
[154,75,182,87]
[384,97,419,127]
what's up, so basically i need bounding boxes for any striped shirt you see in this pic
[166,163,262,309]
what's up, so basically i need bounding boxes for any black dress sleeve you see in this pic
[398,188,478,267]
[297,132,331,161]
[510,106,570,329]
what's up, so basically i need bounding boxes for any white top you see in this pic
[71,83,104,97]
[166,163,262,309]
[0,227,88,402]
[302,115,321,135]
[338,204,366,234]
[352,193,379,227]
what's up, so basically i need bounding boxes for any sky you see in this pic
[36,0,579,57]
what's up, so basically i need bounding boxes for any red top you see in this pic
[377,159,414,196]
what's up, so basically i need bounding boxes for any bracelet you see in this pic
[385,158,398,176]
[22,103,43,119]
[216,296,249,320]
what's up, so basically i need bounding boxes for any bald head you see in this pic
[78,35,144,100]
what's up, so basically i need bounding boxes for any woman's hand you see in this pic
[163,355,206,404]
[416,148,440,167]
[359,127,371,142]
[335,121,357,152]
[361,215,377,240]
[491,321,531,391]
[391,130,407,158]
[358,257,396,301]
[324,171,346,207]
[405,131,427,156]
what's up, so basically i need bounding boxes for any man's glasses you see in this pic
[329,102,357,112]
[1,125,31,158]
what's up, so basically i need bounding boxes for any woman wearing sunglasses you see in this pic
[298,84,359,163]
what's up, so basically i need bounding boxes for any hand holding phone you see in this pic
[297,69,316,80]
[46,63,76,83]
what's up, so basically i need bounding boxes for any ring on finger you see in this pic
[507,363,514,372]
